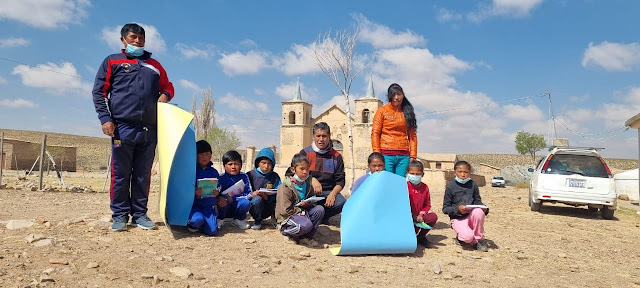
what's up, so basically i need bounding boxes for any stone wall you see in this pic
[458,153,638,171]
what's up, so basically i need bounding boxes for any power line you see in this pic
[0,56,93,81]
[417,94,548,117]
[552,116,630,140]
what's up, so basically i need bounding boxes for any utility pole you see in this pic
[38,134,46,190]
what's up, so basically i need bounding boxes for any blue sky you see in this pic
[1,0,640,159]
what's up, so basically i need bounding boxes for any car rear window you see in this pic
[544,154,609,178]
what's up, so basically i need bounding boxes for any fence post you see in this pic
[0,131,4,187]
[38,134,46,190]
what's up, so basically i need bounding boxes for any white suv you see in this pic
[528,146,616,219]
[491,176,506,187]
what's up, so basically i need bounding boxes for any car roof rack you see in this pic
[547,146,605,152]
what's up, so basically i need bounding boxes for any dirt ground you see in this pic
[1,172,640,288]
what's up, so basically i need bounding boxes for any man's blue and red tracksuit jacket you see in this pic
[92,49,174,219]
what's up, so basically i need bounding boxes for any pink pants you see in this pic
[450,208,485,244]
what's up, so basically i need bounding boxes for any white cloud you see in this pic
[219,93,268,112]
[353,13,425,49]
[240,39,257,47]
[0,75,7,84]
[179,79,202,92]
[254,88,265,96]
[275,81,318,101]
[218,50,270,76]
[11,62,92,96]
[503,104,545,121]
[0,98,37,108]
[314,95,356,118]
[436,7,463,23]
[0,37,30,48]
[581,41,640,72]
[468,0,544,22]
[100,23,167,54]
[273,42,321,75]
[0,0,89,29]
[175,43,214,59]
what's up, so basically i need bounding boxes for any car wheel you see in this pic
[529,191,541,211]
[601,206,615,220]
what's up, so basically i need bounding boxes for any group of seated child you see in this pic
[190,140,489,252]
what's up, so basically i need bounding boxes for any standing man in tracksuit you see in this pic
[92,23,175,232]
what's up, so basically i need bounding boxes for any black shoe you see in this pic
[321,219,330,225]
[475,240,488,252]
[417,237,432,248]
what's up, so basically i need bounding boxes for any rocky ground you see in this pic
[1,172,640,288]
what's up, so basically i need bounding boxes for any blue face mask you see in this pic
[407,174,422,185]
[455,176,470,184]
[293,173,308,183]
[125,42,144,57]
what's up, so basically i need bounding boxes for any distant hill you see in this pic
[0,128,110,171]
[1,128,637,173]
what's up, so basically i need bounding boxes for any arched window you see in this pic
[362,109,370,123]
[332,140,343,150]
[288,111,296,124]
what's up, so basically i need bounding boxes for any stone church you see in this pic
[279,77,383,171]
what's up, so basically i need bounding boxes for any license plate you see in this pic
[567,179,586,188]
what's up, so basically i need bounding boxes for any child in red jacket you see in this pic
[407,161,438,247]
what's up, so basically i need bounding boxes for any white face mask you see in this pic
[407,174,422,185]
[455,176,470,184]
[293,173,308,182]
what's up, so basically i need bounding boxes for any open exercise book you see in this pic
[465,205,488,210]
[294,196,325,207]
[221,179,247,198]
[258,188,278,195]
[196,178,218,198]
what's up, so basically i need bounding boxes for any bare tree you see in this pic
[313,28,374,189]
[191,87,216,139]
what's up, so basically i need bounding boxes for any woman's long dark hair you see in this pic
[387,83,417,129]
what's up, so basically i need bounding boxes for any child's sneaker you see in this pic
[186,224,199,233]
[475,240,488,252]
[417,237,432,248]
[217,219,225,229]
[251,223,262,230]
[232,219,250,229]
[132,215,157,230]
[111,215,128,232]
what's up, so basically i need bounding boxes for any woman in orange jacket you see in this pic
[371,83,418,176]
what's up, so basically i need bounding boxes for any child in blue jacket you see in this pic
[248,147,282,230]
[217,150,252,230]
[188,140,220,236]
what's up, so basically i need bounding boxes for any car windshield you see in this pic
[493,177,504,180]
[544,154,609,178]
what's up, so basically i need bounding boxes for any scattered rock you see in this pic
[141,273,154,279]
[251,263,260,268]
[618,194,630,201]
[25,234,45,243]
[154,256,163,261]
[288,255,307,261]
[470,255,482,259]
[558,253,567,258]
[32,239,53,247]
[516,255,527,260]
[40,274,55,283]
[6,220,35,230]
[446,261,456,266]
[162,256,174,262]
[42,268,55,275]
[60,268,73,275]
[347,264,359,273]
[0,269,6,276]
[299,250,311,258]
[152,275,162,285]
[86,262,99,269]
[442,272,453,280]
[49,258,68,265]
[432,264,442,274]
[315,266,323,272]
[323,244,329,249]
[270,258,281,265]
[31,187,38,191]
[170,267,192,280]
[242,238,257,244]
